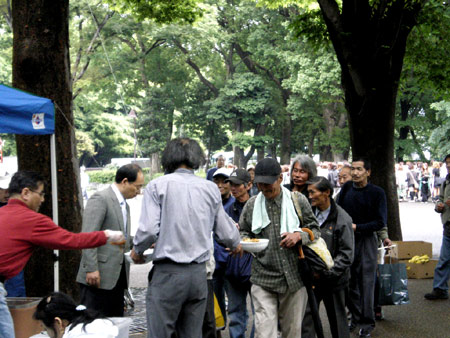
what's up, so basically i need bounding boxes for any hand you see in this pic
[446,199,450,207]
[352,223,357,231]
[383,238,393,248]
[130,248,145,264]
[104,230,125,244]
[280,232,302,248]
[435,202,445,212]
[86,271,100,287]
[229,244,244,257]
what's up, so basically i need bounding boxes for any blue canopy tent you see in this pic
[0,83,61,291]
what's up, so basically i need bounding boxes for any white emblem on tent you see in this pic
[32,113,45,130]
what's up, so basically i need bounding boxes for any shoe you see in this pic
[374,307,384,320]
[424,288,449,300]
[359,328,372,337]
[349,322,357,332]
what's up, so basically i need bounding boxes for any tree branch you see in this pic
[174,40,219,97]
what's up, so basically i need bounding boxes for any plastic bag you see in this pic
[378,263,410,305]
[306,237,334,270]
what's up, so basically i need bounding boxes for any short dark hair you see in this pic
[352,157,371,171]
[162,138,205,173]
[34,292,106,335]
[115,164,142,184]
[8,171,44,195]
[307,176,333,195]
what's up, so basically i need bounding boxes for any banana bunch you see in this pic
[408,254,430,264]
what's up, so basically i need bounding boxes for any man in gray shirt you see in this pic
[131,138,242,338]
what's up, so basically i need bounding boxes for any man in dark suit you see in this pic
[76,164,144,317]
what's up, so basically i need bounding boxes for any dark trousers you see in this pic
[202,279,217,338]
[79,264,127,317]
[315,285,349,338]
[147,262,207,338]
[348,235,378,332]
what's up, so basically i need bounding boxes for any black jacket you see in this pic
[313,199,354,290]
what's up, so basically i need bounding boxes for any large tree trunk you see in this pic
[12,0,82,298]
[280,110,292,164]
[318,0,424,241]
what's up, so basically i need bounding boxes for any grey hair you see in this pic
[290,154,317,186]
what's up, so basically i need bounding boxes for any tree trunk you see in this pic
[318,0,424,241]
[150,153,161,176]
[397,99,411,162]
[12,0,82,298]
[280,110,292,164]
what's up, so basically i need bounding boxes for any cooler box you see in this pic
[111,317,132,338]
[30,317,132,338]
[7,297,42,338]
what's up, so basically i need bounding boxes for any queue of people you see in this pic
[0,140,448,338]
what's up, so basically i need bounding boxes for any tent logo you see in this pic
[32,113,45,130]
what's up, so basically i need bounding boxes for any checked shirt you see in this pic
[239,190,320,294]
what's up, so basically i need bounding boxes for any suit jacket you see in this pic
[76,186,132,290]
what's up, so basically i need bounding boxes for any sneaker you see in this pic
[359,328,372,337]
[424,288,449,300]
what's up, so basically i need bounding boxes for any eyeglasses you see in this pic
[29,189,45,198]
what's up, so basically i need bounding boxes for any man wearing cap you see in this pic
[239,158,321,338]
[211,166,236,334]
[219,169,255,338]
[425,154,450,300]
[213,167,235,210]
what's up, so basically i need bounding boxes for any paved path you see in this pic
[125,199,448,337]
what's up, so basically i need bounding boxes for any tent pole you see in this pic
[50,134,59,292]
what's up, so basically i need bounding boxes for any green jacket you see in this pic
[436,176,450,237]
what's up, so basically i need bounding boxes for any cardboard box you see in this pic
[391,241,432,260]
[401,259,438,279]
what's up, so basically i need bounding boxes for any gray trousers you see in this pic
[146,261,207,338]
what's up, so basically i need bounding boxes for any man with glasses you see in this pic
[77,163,144,317]
[0,171,124,338]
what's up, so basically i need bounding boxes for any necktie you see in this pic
[120,201,127,236]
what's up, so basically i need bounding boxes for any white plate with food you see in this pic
[124,249,154,264]
[240,238,269,253]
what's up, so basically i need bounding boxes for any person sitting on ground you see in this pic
[34,292,118,338]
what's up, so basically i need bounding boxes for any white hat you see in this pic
[213,167,232,178]
[0,176,11,190]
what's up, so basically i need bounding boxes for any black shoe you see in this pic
[349,322,357,332]
[424,288,449,300]
[374,307,384,320]
[359,328,372,337]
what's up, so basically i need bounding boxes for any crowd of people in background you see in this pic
[209,156,449,204]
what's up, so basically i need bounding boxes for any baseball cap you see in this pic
[254,158,281,184]
[0,176,11,190]
[225,169,251,185]
[213,167,232,178]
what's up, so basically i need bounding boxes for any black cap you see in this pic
[225,169,251,185]
[254,158,281,184]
